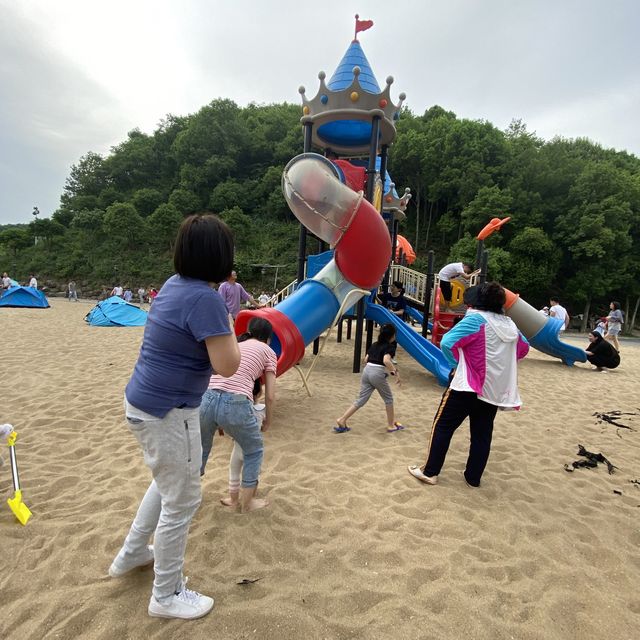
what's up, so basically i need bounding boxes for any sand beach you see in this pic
[1,299,639,639]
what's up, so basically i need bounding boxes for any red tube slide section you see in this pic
[235,307,305,377]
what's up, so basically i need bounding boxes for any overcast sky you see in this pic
[1,0,638,225]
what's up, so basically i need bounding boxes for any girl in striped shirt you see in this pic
[200,318,277,512]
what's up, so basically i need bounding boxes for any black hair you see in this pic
[252,378,262,399]
[589,331,603,341]
[462,262,473,270]
[610,301,621,310]
[550,296,560,304]
[473,282,506,314]
[376,323,397,345]
[237,317,273,344]
[174,213,234,283]
[391,280,405,294]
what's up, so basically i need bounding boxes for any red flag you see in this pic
[354,14,373,39]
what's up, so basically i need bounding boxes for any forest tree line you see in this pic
[1,99,639,330]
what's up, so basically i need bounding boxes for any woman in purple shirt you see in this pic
[108,214,240,621]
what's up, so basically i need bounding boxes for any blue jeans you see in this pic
[200,389,264,487]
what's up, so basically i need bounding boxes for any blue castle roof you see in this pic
[327,40,381,93]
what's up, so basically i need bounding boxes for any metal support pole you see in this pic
[352,298,365,373]
[422,250,434,338]
[475,239,484,271]
[365,318,374,352]
[479,250,489,284]
[296,123,313,288]
[346,318,352,340]
[312,336,320,355]
[352,116,380,373]
[337,317,343,343]
[391,219,399,266]
[365,117,381,202]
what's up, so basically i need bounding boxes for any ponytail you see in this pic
[238,317,273,344]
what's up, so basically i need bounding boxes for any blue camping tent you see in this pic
[85,296,147,327]
[0,286,50,308]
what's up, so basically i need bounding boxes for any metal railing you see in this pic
[266,279,298,307]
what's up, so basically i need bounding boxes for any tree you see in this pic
[103,202,146,249]
[132,188,164,217]
[148,203,182,250]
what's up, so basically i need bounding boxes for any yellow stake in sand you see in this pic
[6,430,32,525]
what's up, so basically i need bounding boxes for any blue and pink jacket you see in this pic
[441,309,529,409]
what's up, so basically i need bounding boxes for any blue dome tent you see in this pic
[85,296,147,327]
[0,286,50,308]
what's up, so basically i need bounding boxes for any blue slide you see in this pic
[365,303,451,386]
[405,305,432,330]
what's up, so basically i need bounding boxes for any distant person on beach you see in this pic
[258,290,271,305]
[408,283,529,488]
[2,272,11,290]
[585,330,620,372]
[108,213,240,621]
[218,270,263,320]
[438,262,478,309]
[549,298,569,331]
[380,281,408,318]
[123,288,133,303]
[148,287,158,304]
[604,301,623,351]
[68,281,78,301]
[593,317,607,337]
[111,284,123,298]
[200,317,277,512]
[334,323,404,434]
[28,274,37,289]
[137,287,146,305]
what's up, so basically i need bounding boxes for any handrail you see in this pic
[265,279,298,307]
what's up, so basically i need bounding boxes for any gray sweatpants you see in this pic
[115,399,202,603]
[354,363,394,407]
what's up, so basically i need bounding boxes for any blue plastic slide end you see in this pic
[528,317,587,366]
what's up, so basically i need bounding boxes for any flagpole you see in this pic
[354,14,359,41]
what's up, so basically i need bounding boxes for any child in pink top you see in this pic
[200,318,277,512]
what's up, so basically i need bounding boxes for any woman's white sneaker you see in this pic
[148,581,214,619]
[109,545,154,577]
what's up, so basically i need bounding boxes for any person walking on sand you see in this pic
[335,323,404,434]
[108,213,240,621]
[68,281,78,301]
[217,270,263,320]
[28,274,37,289]
[408,283,529,488]
[200,317,277,512]
[604,301,623,351]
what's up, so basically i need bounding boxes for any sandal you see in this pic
[333,424,351,433]
[387,421,405,432]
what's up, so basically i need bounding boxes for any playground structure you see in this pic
[238,18,586,391]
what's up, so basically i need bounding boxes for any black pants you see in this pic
[423,389,498,486]
[440,280,453,302]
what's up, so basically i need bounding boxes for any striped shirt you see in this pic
[208,339,277,400]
